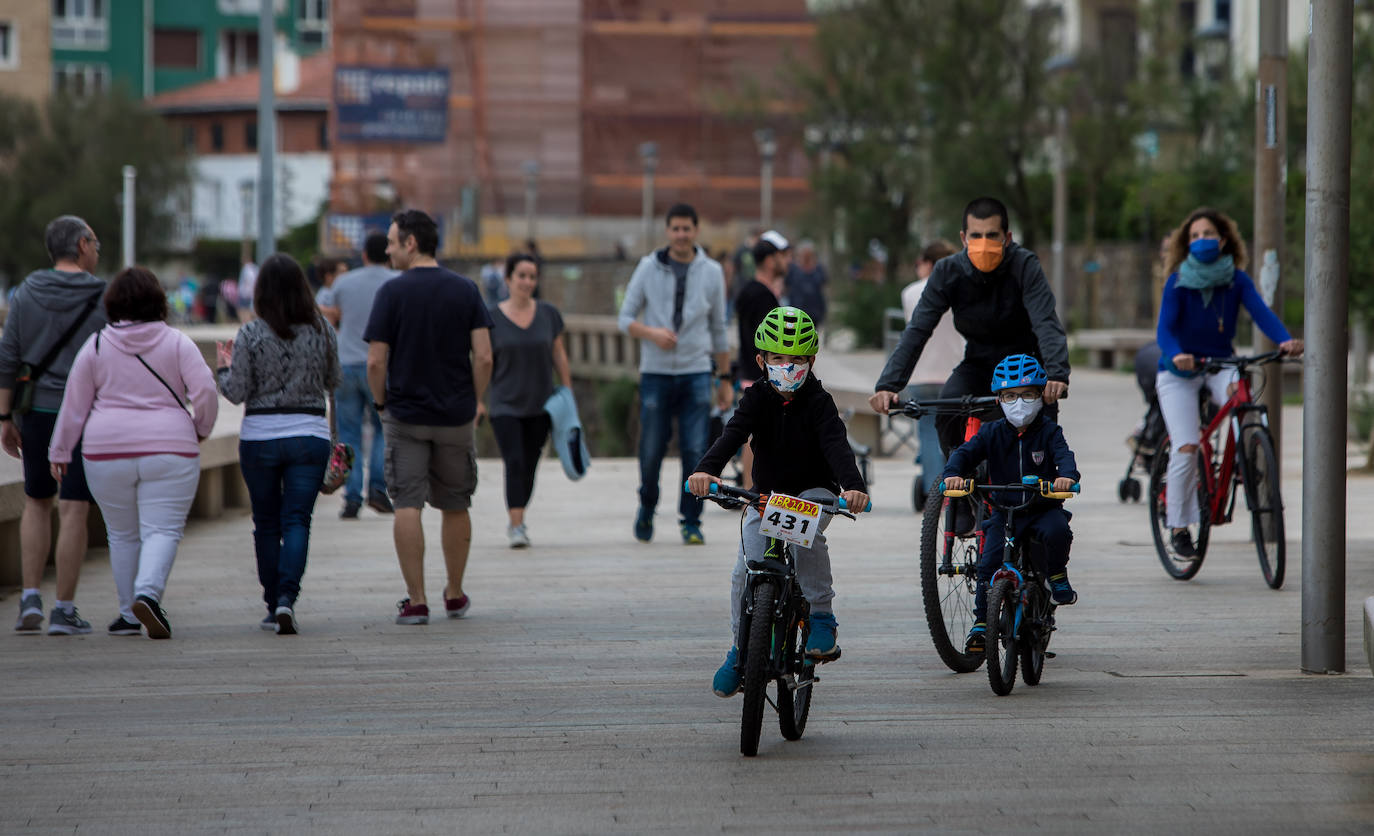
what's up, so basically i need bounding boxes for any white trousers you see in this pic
[1155,369,1237,528]
[730,509,835,636]
[84,455,201,619]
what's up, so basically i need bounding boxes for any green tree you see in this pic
[0,88,190,286]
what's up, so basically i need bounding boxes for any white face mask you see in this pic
[765,361,809,393]
[999,396,1043,428]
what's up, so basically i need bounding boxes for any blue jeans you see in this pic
[239,436,330,611]
[336,363,386,504]
[638,372,711,526]
[908,382,947,494]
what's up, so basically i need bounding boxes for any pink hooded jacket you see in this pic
[49,321,218,463]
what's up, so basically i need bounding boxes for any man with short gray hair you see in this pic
[0,215,107,635]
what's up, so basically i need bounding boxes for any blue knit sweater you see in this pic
[1156,269,1290,374]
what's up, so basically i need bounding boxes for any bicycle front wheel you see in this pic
[1242,429,1286,589]
[1148,440,1211,580]
[919,489,983,673]
[776,606,814,742]
[740,581,777,757]
[985,577,1019,696]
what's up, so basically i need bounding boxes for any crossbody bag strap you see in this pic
[29,297,98,377]
[135,354,189,409]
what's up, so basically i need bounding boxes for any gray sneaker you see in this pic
[15,593,43,632]
[507,524,530,548]
[47,607,93,635]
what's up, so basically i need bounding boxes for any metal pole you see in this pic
[1301,0,1352,675]
[1051,106,1068,327]
[756,128,776,230]
[256,0,276,263]
[121,165,136,268]
[1252,0,1287,451]
[639,142,657,255]
[522,161,539,245]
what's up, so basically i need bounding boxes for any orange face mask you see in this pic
[967,237,1005,273]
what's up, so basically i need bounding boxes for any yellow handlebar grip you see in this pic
[942,489,971,498]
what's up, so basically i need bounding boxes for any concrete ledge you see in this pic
[1071,328,1155,370]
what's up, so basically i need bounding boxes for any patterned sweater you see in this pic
[215,318,341,414]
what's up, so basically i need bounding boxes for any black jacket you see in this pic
[942,413,1080,512]
[874,243,1069,391]
[695,374,866,497]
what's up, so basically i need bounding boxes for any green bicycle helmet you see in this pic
[754,306,819,356]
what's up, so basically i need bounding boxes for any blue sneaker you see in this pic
[965,622,987,654]
[633,508,653,543]
[680,521,704,545]
[1049,572,1078,606]
[805,612,839,660]
[712,646,742,697]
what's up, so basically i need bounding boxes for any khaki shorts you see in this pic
[382,416,478,510]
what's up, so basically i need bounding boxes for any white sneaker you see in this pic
[507,524,530,548]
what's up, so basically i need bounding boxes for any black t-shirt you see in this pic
[735,280,779,382]
[363,266,493,426]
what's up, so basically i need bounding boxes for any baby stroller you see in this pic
[1119,342,1165,502]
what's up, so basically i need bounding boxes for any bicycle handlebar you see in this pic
[889,394,999,418]
[685,481,872,513]
[1196,350,1295,374]
[940,478,1080,501]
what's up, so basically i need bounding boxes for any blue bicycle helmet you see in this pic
[991,354,1048,392]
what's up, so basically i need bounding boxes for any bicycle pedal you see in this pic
[1044,651,1057,659]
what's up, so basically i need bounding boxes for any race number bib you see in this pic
[758,493,823,549]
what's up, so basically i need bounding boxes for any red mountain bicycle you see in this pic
[1148,351,1294,588]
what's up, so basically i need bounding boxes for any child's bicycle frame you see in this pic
[888,394,1000,673]
[941,477,1080,696]
[1148,351,1291,589]
[690,481,863,757]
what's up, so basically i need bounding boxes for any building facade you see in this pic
[50,0,326,99]
[0,0,53,101]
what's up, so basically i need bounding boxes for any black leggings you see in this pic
[491,414,551,510]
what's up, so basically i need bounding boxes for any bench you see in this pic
[0,400,248,587]
[1071,328,1155,371]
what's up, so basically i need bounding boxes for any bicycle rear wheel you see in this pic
[919,489,983,673]
[776,606,814,741]
[985,578,1019,696]
[1019,590,1047,686]
[1148,441,1211,580]
[1242,429,1286,589]
[740,581,777,757]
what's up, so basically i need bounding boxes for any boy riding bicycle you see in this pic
[687,307,868,698]
[942,355,1080,654]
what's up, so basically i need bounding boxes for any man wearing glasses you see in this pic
[0,216,107,635]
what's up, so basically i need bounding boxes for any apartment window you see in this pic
[1214,0,1231,24]
[218,0,286,15]
[318,116,329,150]
[0,22,16,70]
[218,30,259,78]
[154,29,200,70]
[298,0,328,47]
[52,0,108,50]
[53,62,108,95]
[245,120,258,151]
[182,124,196,151]
[210,122,224,152]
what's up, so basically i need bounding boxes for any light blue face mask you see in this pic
[1000,396,1043,428]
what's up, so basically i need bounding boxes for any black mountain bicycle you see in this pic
[940,477,1079,696]
[694,482,864,757]
[888,395,1000,673]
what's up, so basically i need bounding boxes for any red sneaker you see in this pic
[395,598,429,625]
[444,592,471,619]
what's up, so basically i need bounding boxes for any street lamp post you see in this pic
[638,142,658,255]
[1044,54,1075,328]
[755,128,777,229]
[240,178,255,266]
[121,165,136,268]
[522,160,540,246]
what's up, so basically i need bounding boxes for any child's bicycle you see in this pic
[1148,351,1293,589]
[691,481,865,757]
[888,394,1000,673]
[939,476,1080,696]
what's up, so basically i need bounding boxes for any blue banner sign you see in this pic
[335,66,449,143]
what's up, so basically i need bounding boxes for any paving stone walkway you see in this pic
[3,367,1372,834]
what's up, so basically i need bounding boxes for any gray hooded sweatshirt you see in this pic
[0,269,108,412]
